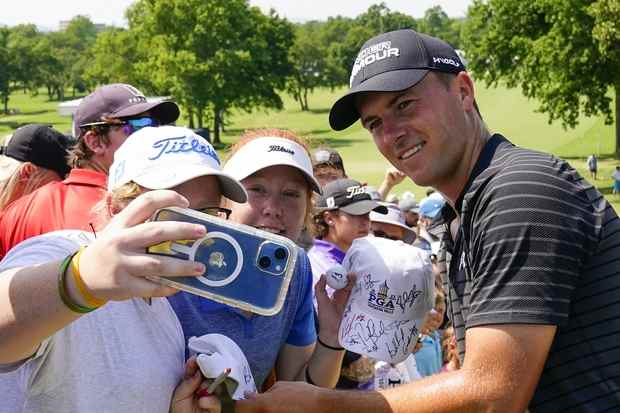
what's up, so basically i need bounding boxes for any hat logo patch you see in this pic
[346,185,366,199]
[350,41,400,87]
[121,84,147,103]
[267,144,294,155]
[149,136,220,164]
[326,197,336,208]
[432,56,460,68]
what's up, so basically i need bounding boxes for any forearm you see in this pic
[377,180,394,200]
[0,261,82,363]
[298,340,345,388]
[319,368,505,413]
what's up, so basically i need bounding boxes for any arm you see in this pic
[275,273,354,388]
[238,323,556,413]
[377,167,406,200]
[0,190,206,364]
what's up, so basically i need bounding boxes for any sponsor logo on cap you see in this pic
[346,185,366,199]
[149,135,220,163]
[267,144,295,155]
[432,56,461,68]
[350,41,400,87]
[121,84,147,104]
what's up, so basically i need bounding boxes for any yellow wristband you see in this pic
[70,247,107,308]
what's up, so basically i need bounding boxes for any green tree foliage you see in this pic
[286,24,326,111]
[126,0,294,144]
[463,0,620,157]
[418,6,462,48]
[0,27,13,114]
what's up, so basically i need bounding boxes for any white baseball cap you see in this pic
[108,126,247,202]
[370,202,417,243]
[339,236,434,364]
[223,137,322,194]
[188,333,257,400]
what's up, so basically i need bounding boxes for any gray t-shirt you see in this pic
[0,231,185,413]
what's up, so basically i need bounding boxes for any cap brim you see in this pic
[340,200,388,215]
[114,100,180,125]
[230,157,322,195]
[329,69,429,131]
[133,165,247,203]
[369,214,416,243]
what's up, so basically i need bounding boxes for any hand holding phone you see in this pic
[147,207,299,316]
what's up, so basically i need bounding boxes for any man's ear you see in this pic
[18,162,37,180]
[82,130,107,155]
[455,71,476,113]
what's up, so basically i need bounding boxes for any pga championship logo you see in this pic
[368,280,424,315]
[368,281,396,315]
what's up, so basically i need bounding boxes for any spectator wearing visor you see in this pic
[0,124,72,210]
[308,178,387,391]
[311,147,347,187]
[0,84,179,259]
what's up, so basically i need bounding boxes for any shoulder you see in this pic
[0,230,93,271]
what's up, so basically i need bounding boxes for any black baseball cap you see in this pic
[312,147,345,173]
[316,178,388,215]
[329,29,465,131]
[74,83,180,138]
[1,124,72,177]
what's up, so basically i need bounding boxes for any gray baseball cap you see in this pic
[315,178,388,215]
[74,83,180,138]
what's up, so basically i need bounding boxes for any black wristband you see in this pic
[317,336,344,351]
[305,366,316,385]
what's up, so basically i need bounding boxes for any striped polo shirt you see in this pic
[442,134,620,412]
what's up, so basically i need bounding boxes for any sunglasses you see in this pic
[79,117,160,135]
[372,230,400,241]
[196,206,232,220]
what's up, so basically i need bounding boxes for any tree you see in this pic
[287,24,326,111]
[463,0,620,157]
[0,27,13,114]
[127,0,294,144]
[418,6,462,48]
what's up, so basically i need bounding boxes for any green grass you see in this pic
[1,84,619,212]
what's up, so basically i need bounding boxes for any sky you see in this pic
[1,0,472,30]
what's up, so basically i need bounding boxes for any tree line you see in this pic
[1,0,618,155]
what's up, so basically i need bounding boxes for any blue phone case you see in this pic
[147,207,298,316]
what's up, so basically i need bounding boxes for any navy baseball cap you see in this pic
[329,29,465,131]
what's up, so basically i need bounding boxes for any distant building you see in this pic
[59,19,106,32]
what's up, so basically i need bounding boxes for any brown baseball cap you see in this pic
[73,83,180,138]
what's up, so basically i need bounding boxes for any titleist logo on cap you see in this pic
[350,41,400,87]
[268,144,294,155]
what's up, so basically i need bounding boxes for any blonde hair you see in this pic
[226,129,314,234]
[91,182,144,229]
[0,157,61,210]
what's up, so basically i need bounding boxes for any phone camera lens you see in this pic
[274,248,287,260]
[259,256,271,269]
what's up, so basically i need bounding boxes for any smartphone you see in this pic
[146,207,299,316]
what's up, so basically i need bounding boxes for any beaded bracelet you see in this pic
[58,252,98,314]
[70,247,107,308]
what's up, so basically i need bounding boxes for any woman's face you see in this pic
[229,165,309,241]
[327,210,370,251]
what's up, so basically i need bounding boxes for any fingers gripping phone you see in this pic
[147,207,299,316]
